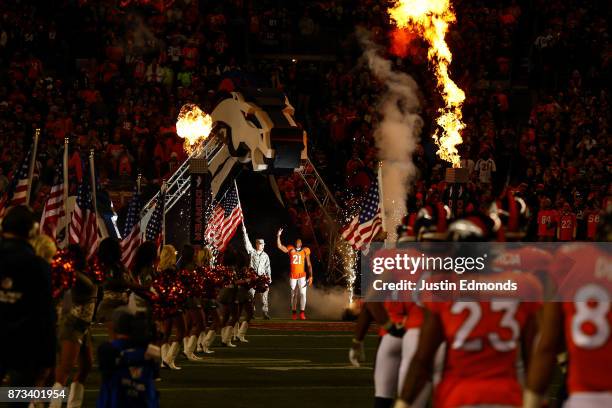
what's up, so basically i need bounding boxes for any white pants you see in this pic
[254,289,269,313]
[290,277,307,311]
[564,393,612,408]
[374,329,430,407]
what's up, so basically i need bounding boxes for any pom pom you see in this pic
[253,274,271,293]
[198,265,234,299]
[50,249,77,299]
[87,256,105,284]
[151,270,188,319]
[179,268,206,298]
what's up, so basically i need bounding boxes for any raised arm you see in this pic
[242,224,255,255]
[276,228,288,253]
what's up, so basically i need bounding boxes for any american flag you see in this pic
[120,186,142,269]
[0,146,34,217]
[40,151,66,240]
[204,184,243,252]
[69,170,99,259]
[340,178,383,250]
[145,191,165,247]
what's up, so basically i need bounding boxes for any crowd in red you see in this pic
[0,0,609,243]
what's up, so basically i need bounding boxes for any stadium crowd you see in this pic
[0,0,610,406]
[0,0,609,242]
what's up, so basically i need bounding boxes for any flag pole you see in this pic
[234,179,245,227]
[161,179,166,245]
[62,137,69,248]
[26,128,40,206]
[89,149,101,238]
[377,161,386,232]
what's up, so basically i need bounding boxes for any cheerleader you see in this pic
[130,241,162,380]
[217,246,244,347]
[157,245,186,370]
[177,245,204,361]
[30,234,57,395]
[95,238,138,328]
[195,247,220,354]
[233,266,255,343]
[50,245,98,408]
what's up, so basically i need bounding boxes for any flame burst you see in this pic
[389,0,465,168]
[176,103,213,154]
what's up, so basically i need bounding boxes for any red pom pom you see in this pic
[87,256,105,284]
[151,270,188,319]
[50,249,77,299]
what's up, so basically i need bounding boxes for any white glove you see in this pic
[393,399,411,408]
[349,340,365,367]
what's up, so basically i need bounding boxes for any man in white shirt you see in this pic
[474,152,497,184]
[242,225,272,319]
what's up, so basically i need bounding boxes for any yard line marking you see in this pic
[84,385,374,393]
[252,366,373,371]
[91,333,363,338]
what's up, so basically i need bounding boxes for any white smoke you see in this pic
[358,29,423,241]
[268,281,351,320]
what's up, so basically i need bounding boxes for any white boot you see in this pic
[233,321,240,341]
[237,321,249,343]
[202,329,216,354]
[166,341,182,370]
[48,382,64,408]
[196,331,206,352]
[222,326,236,347]
[67,382,84,408]
[182,337,188,355]
[161,343,169,368]
[185,335,203,361]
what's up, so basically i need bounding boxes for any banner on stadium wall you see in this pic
[190,173,211,245]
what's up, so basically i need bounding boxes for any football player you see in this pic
[524,240,612,408]
[277,228,312,320]
[395,217,542,408]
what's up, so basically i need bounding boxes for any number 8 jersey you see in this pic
[556,243,612,394]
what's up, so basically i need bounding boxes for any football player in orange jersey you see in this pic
[524,241,612,408]
[351,300,429,408]
[395,217,543,408]
[277,228,312,320]
[350,219,447,408]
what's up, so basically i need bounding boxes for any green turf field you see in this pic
[83,320,378,408]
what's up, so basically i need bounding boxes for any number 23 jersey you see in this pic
[426,292,541,407]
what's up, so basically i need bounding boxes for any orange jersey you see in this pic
[379,301,424,336]
[287,245,310,279]
[554,244,612,394]
[491,246,553,274]
[427,282,541,408]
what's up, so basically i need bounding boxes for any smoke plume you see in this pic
[357,28,423,241]
[268,281,351,320]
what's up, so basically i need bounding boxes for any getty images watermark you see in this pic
[360,242,612,302]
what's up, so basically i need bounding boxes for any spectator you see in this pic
[96,307,160,408]
[474,151,497,185]
[0,206,56,389]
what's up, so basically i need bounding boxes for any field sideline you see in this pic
[82,320,378,408]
